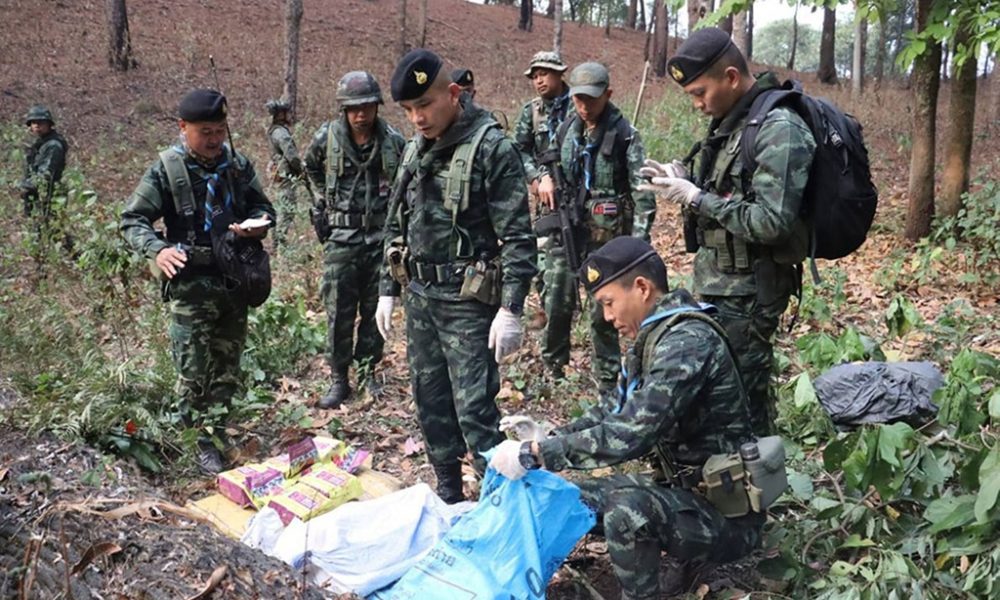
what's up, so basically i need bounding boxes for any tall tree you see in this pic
[874,11,888,82]
[818,4,839,83]
[105,0,136,71]
[398,0,408,56]
[747,2,754,59]
[904,0,941,240]
[654,1,669,76]
[519,0,533,30]
[852,5,868,96]
[282,0,303,116]
[788,3,800,70]
[939,14,978,218]
[554,0,563,55]
[733,8,750,57]
[627,0,638,28]
[418,0,428,45]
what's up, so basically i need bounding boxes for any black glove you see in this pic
[310,207,331,243]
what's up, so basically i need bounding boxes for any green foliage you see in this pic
[930,179,1000,288]
[639,87,704,166]
[935,349,999,437]
[243,295,325,385]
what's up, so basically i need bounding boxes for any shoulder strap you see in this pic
[378,123,400,180]
[443,121,497,224]
[739,82,803,175]
[158,149,198,244]
[531,97,545,133]
[555,113,577,149]
[639,305,735,375]
[325,123,344,189]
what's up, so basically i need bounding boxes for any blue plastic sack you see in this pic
[370,468,596,599]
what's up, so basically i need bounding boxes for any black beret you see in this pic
[451,68,474,87]
[578,236,663,294]
[178,88,228,122]
[667,27,734,86]
[391,49,444,101]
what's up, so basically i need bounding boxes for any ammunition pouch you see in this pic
[698,226,752,273]
[683,211,700,254]
[585,194,630,244]
[386,237,410,287]
[459,257,502,306]
[310,207,332,243]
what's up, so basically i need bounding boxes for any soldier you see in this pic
[490,236,764,599]
[375,49,537,503]
[20,105,68,222]
[512,51,573,312]
[451,68,476,100]
[264,99,304,252]
[641,28,815,435]
[121,89,276,473]
[304,71,406,409]
[539,62,656,390]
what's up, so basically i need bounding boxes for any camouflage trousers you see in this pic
[167,275,248,425]
[577,474,765,600]
[404,292,505,469]
[541,248,620,389]
[700,293,790,437]
[270,177,299,248]
[320,240,384,378]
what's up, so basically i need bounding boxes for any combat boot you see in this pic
[318,377,351,409]
[433,462,465,504]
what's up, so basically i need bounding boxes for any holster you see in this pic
[683,211,700,253]
[459,257,501,306]
[386,237,410,287]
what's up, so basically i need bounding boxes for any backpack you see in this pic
[739,79,878,282]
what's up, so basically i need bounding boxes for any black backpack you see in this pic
[740,80,878,282]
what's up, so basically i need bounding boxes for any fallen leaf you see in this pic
[72,541,122,575]
[186,565,228,600]
[402,437,424,457]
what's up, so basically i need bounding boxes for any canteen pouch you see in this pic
[386,238,410,287]
[701,453,752,518]
[459,258,501,306]
[585,194,626,244]
[743,436,788,513]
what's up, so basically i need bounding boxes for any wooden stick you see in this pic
[633,60,651,124]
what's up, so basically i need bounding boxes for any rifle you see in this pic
[534,147,587,272]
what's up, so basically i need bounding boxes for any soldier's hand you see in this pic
[639,159,688,181]
[488,308,523,363]
[499,415,551,442]
[537,175,556,210]
[375,296,398,340]
[229,221,271,239]
[638,177,702,210]
[155,246,188,280]
[488,439,527,480]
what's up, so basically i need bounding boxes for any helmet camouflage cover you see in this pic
[24,105,55,125]
[265,99,292,115]
[336,71,383,107]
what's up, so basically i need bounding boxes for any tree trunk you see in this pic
[733,9,749,57]
[904,0,942,240]
[546,0,554,18]
[627,0,638,29]
[654,1,669,77]
[519,0,533,31]
[282,0,303,117]
[398,0,407,55]
[604,0,611,37]
[418,0,428,45]
[851,8,866,97]
[746,2,754,60]
[645,4,655,61]
[553,0,563,54]
[719,13,733,35]
[105,0,136,71]
[874,14,887,84]
[818,5,838,84]
[787,3,798,71]
[939,18,978,219]
[638,0,646,30]
[687,0,704,30]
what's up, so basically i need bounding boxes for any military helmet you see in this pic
[265,99,292,116]
[24,105,54,125]
[336,71,383,107]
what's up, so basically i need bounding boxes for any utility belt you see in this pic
[385,241,501,305]
[327,210,385,231]
[662,436,788,518]
[697,226,753,273]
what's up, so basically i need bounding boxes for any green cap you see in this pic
[568,62,609,98]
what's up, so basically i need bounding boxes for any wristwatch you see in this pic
[504,302,523,316]
[518,441,541,470]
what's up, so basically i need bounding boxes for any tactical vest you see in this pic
[325,123,399,197]
[159,148,248,245]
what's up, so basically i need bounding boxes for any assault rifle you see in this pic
[534,148,587,272]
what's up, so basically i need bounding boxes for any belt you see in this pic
[407,258,464,284]
[329,211,384,230]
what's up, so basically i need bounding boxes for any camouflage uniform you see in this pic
[538,289,763,599]
[121,143,275,428]
[687,72,815,435]
[544,103,655,388]
[21,107,68,220]
[265,120,303,248]
[305,117,405,388]
[381,102,537,480]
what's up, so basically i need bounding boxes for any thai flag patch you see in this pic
[592,202,618,216]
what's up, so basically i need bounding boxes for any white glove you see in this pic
[638,159,688,181]
[499,415,550,442]
[638,177,703,210]
[488,307,523,363]
[375,296,398,340]
[489,439,527,480]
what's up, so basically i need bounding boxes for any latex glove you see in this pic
[375,296,398,340]
[639,177,702,210]
[638,159,688,180]
[488,307,523,363]
[499,415,549,442]
[489,439,527,480]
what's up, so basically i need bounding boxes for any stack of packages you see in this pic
[217,436,369,525]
